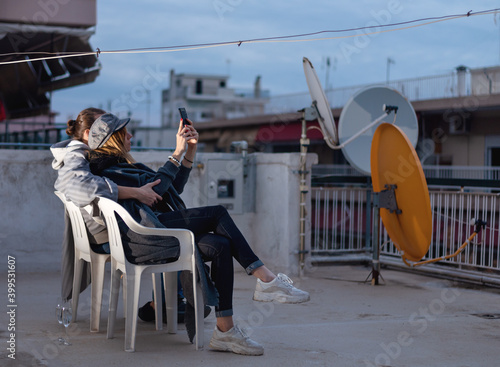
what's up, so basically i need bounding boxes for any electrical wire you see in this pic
[0,8,498,66]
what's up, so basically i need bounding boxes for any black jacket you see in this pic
[90,153,218,308]
[90,153,189,264]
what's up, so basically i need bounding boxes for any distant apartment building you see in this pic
[161,70,269,128]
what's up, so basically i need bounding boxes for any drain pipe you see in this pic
[483,68,493,94]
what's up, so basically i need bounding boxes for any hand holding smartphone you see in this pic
[178,107,197,145]
[178,107,190,126]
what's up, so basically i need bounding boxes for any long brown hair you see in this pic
[66,107,106,141]
[92,127,135,164]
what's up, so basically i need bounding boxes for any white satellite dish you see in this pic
[303,57,338,147]
[302,58,409,176]
[338,86,418,175]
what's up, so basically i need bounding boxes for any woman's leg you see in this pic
[215,316,234,332]
[196,233,234,321]
[157,206,309,305]
[157,205,263,274]
[251,266,276,282]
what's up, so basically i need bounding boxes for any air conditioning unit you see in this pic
[448,115,468,135]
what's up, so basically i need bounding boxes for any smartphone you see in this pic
[178,107,190,126]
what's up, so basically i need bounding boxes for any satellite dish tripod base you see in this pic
[367,185,401,285]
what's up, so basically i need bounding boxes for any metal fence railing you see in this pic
[266,66,500,114]
[311,187,370,256]
[310,186,500,285]
[381,191,500,270]
[312,164,500,184]
[266,72,462,114]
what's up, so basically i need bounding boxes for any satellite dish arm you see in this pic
[307,102,339,149]
[337,111,389,149]
[305,125,338,149]
[323,134,339,150]
[338,104,398,149]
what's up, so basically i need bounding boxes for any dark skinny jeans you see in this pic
[157,205,263,317]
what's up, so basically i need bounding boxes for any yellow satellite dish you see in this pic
[371,123,487,267]
[371,123,432,262]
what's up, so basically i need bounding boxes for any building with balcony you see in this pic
[195,65,500,169]
[161,70,269,128]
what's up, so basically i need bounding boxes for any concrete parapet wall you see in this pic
[0,150,317,276]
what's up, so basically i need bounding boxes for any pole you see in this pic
[386,57,395,84]
[371,194,381,285]
[299,112,310,277]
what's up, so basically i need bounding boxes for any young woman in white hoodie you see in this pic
[50,107,161,300]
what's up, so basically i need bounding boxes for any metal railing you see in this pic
[312,164,500,182]
[311,187,370,256]
[266,67,497,114]
[310,186,500,285]
[423,165,500,181]
[381,191,500,270]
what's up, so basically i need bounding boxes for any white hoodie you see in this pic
[51,139,118,300]
[51,139,118,244]
[51,139,118,206]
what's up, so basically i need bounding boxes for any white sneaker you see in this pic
[253,273,310,304]
[209,324,264,356]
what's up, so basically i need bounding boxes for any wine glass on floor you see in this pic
[55,297,65,344]
[62,302,73,346]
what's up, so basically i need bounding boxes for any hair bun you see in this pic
[66,119,77,136]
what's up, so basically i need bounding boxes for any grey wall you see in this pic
[0,150,317,276]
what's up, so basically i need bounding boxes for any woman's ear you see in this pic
[83,129,90,144]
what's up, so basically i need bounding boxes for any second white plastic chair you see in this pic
[97,197,204,352]
[55,191,110,333]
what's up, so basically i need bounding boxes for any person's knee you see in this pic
[213,205,228,216]
[215,236,231,257]
[198,235,231,261]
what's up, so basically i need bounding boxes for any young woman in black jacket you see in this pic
[88,113,309,356]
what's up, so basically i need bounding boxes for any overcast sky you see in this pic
[51,1,500,125]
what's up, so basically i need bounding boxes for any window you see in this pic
[490,148,500,166]
[196,80,203,94]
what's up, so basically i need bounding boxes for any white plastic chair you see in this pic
[97,197,204,352]
[55,191,110,333]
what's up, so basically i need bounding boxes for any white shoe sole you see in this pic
[253,290,310,304]
[209,339,264,356]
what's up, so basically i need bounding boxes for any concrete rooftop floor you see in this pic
[3,264,500,367]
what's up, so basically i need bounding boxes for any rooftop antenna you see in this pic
[386,57,395,84]
[146,89,151,127]
[324,56,330,90]
[495,12,500,63]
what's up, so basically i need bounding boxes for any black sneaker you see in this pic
[138,301,155,322]
[138,299,211,324]
[177,298,211,323]
[138,299,208,323]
